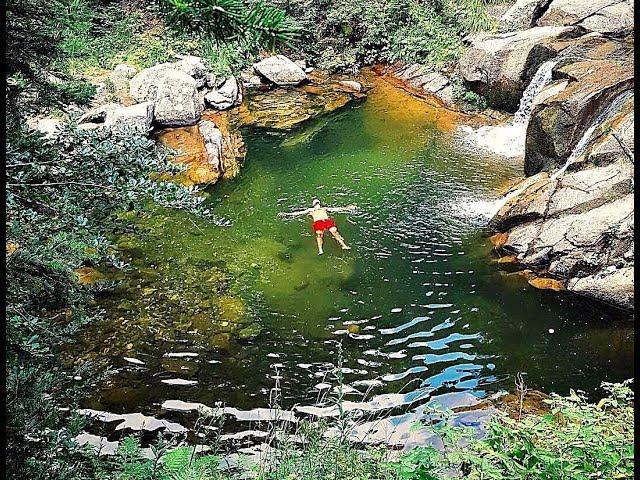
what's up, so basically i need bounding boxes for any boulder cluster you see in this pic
[73,54,319,185]
[462,0,634,310]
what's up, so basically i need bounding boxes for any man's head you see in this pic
[312,198,321,208]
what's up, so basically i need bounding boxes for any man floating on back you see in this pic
[279,198,357,255]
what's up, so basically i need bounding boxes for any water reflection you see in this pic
[71,74,633,445]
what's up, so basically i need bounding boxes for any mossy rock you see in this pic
[347,324,360,334]
[214,295,250,324]
[209,333,231,350]
[238,323,262,340]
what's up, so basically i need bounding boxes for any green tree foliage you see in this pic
[156,0,300,50]
[269,0,495,72]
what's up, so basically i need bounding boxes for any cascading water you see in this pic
[458,60,558,159]
[457,61,557,218]
[513,61,556,125]
[463,88,634,221]
[551,89,634,179]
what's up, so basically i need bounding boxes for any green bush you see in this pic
[5,120,212,478]
[270,0,495,72]
[452,75,488,110]
[392,381,635,479]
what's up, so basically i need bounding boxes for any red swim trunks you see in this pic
[312,218,336,232]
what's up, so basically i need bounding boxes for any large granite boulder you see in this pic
[491,101,634,310]
[105,102,154,133]
[524,60,633,175]
[109,64,137,91]
[26,116,64,140]
[568,267,634,310]
[172,55,208,88]
[130,64,177,103]
[458,26,580,110]
[253,55,307,86]
[130,57,208,101]
[540,32,634,66]
[499,0,553,31]
[152,70,203,127]
[537,0,633,35]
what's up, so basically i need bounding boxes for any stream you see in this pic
[72,76,634,444]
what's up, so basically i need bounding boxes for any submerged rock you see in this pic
[238,323,262,340]
[528,277,565,291]
[337,80,363,92]
[236,73,363,130]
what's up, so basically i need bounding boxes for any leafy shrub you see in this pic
[392,381,635,479]
[5,120,212,478]
[271,0,495,72]
[93,382,634,479]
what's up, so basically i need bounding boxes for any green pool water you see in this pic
[80,77,633,429]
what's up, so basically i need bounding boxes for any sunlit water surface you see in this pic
[75,77,633,440]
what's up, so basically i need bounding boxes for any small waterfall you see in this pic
[551,90,634,179]
[458,60,558,159]
[467,89,634,221]
[456,61,559,219]
[513,61,556,125]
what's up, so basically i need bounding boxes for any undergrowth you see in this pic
[89,375,634,480]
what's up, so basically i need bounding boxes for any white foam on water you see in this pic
[458,60,557,159]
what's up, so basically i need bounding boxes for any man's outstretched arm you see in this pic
[326,204,358,213]
[278,207,313,218]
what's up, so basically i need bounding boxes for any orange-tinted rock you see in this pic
[156,125,216,185]
[202,111,245,179]
[528,277,565,291]
[497,255,518,264]
[489,232,509,248]
[155,110,245,186]
[347,324,360,334]
[236,74,364,130]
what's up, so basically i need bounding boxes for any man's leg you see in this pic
[315,231,325,255]
[329,227,351,250]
